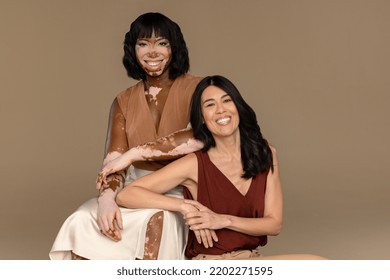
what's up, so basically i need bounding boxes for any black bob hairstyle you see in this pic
[190,75,274,178]
[123,12,190,80]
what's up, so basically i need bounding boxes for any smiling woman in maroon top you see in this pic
[113,75,326,260]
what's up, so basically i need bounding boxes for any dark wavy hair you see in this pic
[123,12,190,80]
[190,75,273,178]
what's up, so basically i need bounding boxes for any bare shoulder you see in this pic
[177,153,198,169]
[268,143,279,166]
[164,152,198,175]
[171,153,199,187]
[268,142,277,154]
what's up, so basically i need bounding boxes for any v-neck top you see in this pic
[116,74,202,169]
[184,150,268,257]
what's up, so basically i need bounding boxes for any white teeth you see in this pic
[216,117,230,124]
[147,61,161,66]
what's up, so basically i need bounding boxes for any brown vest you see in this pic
[116,74,202,170]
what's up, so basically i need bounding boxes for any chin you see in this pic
[145,71,161,77]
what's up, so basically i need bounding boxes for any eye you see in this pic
[204,102,215,108]
[136,39,148,47]
[158,40,170,47]
[223,97,232,103]
[136,42,147,47]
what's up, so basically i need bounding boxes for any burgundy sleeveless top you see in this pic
[184,151,268,258]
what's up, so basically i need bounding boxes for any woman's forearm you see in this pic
[223,215,282,236]
[116,186,184,212]
[129,129,203,162]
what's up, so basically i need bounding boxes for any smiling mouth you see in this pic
[146,60,163,67]
[216,117,230,125]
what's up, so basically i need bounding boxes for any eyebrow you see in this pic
[202,94,229,104]
[136,37,166,41]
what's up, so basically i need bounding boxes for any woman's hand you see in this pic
[181,200,218,248]
[192,229,218,248]
[96,153,133,189]
[97,189,123,242]
[183,200,228,231]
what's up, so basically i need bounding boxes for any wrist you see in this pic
[99,173,123,193]
[98,188,116,201]
[178,199,187,214]
[179,199,197,215]
[222,214,233,228]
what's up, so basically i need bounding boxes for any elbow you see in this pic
[270,226,282,236]
[116,191,126,207]
[269,220,282,236]
[116,186,140,208]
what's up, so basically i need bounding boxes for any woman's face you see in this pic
[201,85,240,138]
[135,36,172,77]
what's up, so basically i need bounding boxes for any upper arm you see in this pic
[104,99,129,157]
[126,153,198,196]
[263,147,283,221]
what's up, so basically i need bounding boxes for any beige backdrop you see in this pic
[1,0,389,260]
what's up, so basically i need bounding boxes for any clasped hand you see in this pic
[181,200,221,248]
[96,152,131,240]
[97,189,123,242]
[96,153,132,190]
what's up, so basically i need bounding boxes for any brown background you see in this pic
[1,0,389,260]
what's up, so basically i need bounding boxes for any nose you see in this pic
[148,50,157,58]
[147,44,158,58]
[215,102,226,114]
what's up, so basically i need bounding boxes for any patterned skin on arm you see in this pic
[140,134,204,160]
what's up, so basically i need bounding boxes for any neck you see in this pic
[210,132,241,159]
[144,71,173,88]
